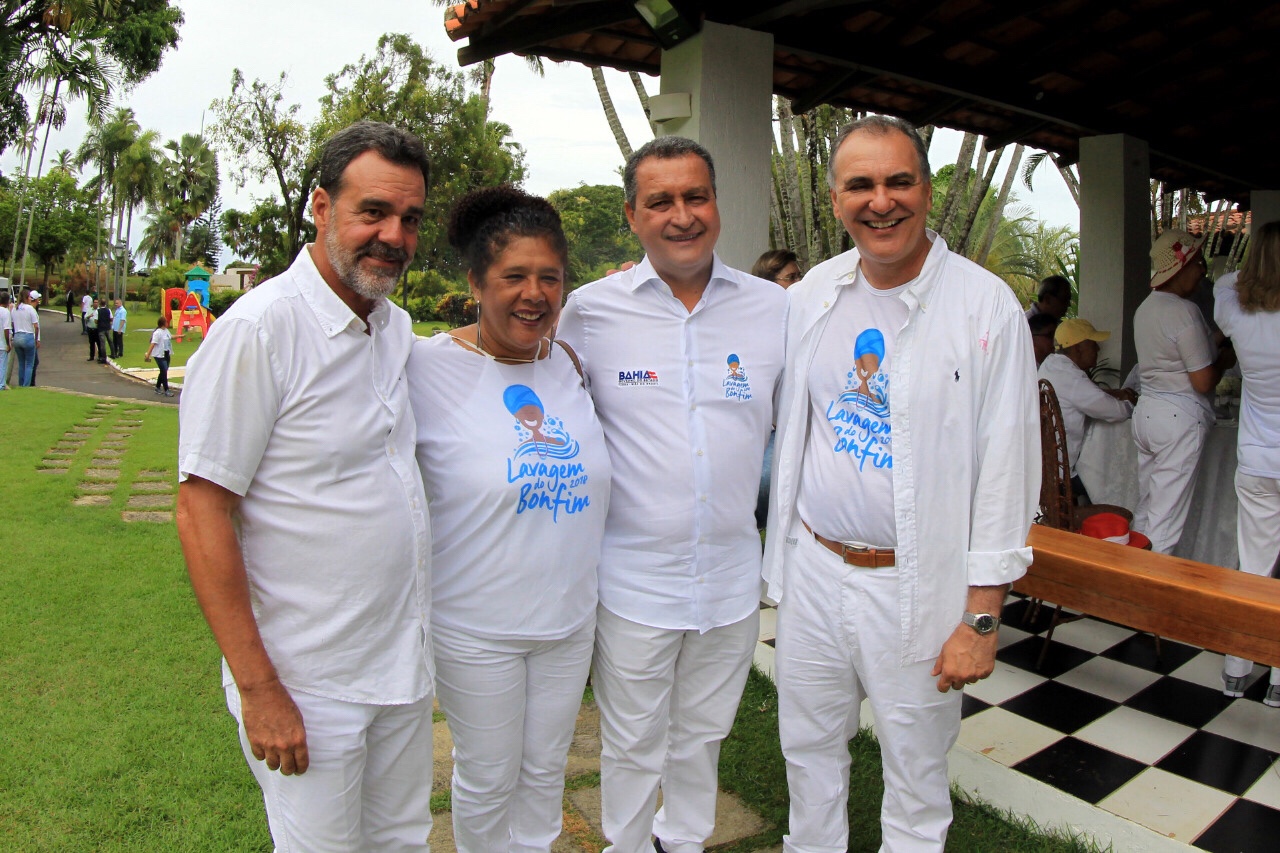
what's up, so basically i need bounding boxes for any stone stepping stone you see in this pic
[94,448,124,457]
[82,418,102,423]
[38,467,69,475]
[122,511,172,523]
[73,495,112,506]
[105,434,131,441]
[78,483,116,494]
[46,448,77,456]
[90,458,121,468]
[122,408,144,413]
[127,495,173,508]
[117,420,143,427]
[98,441,126,449]
[56,440,85,448]
[136,470,169,479]
[131,481,173,493]
[85,469,120,480]
[38,458,71,468]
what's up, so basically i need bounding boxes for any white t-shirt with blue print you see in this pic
[797,269,910,549]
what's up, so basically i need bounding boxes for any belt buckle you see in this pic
[840,542,887,568]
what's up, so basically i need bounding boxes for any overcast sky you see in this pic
[3,0,1079,264]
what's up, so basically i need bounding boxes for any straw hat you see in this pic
[1150,229,1205,289]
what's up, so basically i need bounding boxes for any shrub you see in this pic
[207,290,243,317]
[434,292,476,328]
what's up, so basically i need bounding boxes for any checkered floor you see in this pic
[757,599,1280,850]
[959,597,1280,850]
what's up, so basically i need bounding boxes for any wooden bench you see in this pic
[1015,524,1280,668]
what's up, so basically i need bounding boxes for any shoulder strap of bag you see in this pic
[554,338,584,382]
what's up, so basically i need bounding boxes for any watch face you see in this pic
[972,614,996,633]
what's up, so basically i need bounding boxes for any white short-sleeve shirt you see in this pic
[1215,272,1280,477]
[408,334,610,640]
[1134,290,1215,420]
[557,255,788,632]
[178,246,432,705]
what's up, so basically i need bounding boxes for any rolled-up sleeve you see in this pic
[966,307,1039,587]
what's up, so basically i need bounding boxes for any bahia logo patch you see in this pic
[618,369,660,387]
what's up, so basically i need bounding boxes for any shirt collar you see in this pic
[294,245,390,338]
[833,229,949,309]
[626,252,736,295]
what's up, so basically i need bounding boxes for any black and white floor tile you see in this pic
[755,599,1280,850]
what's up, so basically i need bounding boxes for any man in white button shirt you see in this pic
[1038,318,1137,503]
[176,121,435,851]
[764,116,1039,852]
[556,136,787,853]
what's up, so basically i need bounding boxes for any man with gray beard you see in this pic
[176,121,435,850]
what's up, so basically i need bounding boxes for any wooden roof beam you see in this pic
[458,0,636,66]
[790,67,874,114]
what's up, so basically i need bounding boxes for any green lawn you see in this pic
[0,390,269,852]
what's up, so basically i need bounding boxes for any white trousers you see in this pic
[225,685,434,852]
[776,533,961,853]
[433,619,596,853]
[1223,470,1280,682]
[594,604,759,853]
[1132,396,1209,554]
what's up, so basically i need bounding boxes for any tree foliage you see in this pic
[547,184,640,285]
[315,33,525,279]
[0,0,182,153]
[0,170,101,281]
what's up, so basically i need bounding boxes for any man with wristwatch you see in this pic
[763,116,1039,852]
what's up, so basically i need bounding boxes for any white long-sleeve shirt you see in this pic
[765,233,1039,664]
[1038,353,1133,477]
[557,254,787,632]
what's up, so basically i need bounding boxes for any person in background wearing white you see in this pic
[10,289,40,387]
[408,185,611,852]
[81,290,93,335]
[1132,229,1237,554]
[1037,318,1137,504]
[143,315,174,396]
[175,121,435,851]
[0,292,11,390]
[557,137,787,853]
[1214,220,1280,705]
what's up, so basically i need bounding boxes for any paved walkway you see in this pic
[28,308,178,404]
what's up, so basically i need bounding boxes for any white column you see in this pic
[657,21,774,272]
[1079,134,1150,378]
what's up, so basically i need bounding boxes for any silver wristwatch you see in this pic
[962,611,1000,635]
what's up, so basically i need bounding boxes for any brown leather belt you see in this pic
[803,520,896,568]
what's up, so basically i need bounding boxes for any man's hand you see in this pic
[931,624,999,692]
[240,678,309,775]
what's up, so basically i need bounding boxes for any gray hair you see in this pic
[826,115,931,189]
[317,120,431,200]
[623,136,717,206]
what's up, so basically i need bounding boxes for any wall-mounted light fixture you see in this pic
[632,0,701,50]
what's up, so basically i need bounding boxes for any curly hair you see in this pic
[447,185,569,280]
[751,249,799,283]
[1236,221,1280,313]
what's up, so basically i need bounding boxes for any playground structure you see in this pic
[163,265,215,342]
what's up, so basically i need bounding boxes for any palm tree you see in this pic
[160,133,219,260]
[138,208,179,268]
[50,147,76,175]
[15,24,115,286]
[113,128,162,297]
[76,106,138,292]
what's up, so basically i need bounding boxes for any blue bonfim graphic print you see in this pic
[502,384,590,520]
[825,328,893,470]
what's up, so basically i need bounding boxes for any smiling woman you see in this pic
[405,185,612,853]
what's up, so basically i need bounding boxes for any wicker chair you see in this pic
[1030,379,1149,667]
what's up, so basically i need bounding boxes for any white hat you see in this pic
[1149,229,1205,289]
